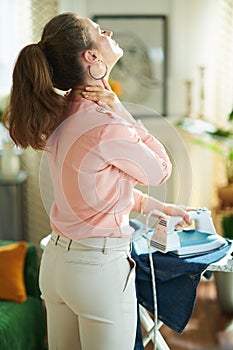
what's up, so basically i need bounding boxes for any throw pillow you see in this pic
[0,241,27,303]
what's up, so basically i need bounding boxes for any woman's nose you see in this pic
[106,30,113,37]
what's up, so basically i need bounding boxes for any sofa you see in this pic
[0,240,46,350]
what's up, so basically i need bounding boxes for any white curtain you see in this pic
[0,0,31,95]
[0,0,58,95]
[0,0,59,250]
[216,0,233,126]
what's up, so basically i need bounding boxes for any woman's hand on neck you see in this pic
[70,74,108,99]
[80,78,136,125]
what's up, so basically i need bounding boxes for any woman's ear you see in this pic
[83,50,98,64]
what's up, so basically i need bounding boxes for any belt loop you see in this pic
[102,237,107,254]
[55,235,60,245]
[66,240,72,251]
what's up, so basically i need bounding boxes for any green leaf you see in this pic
[228,149,233,160]
[0,110,3,123]
[207,129,233,138]
[228,109,233,122]
[191,138,222,154]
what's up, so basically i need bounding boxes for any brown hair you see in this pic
[4,13,96,150]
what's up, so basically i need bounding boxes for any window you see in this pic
[216,0,233,124]
[0,0,58,96]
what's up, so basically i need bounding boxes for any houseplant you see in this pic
[176,109,233,207]
[207,111,233,208]
[222,214,233,239]
[207,112,233,313]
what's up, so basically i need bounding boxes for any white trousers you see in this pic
[39,233,137,350]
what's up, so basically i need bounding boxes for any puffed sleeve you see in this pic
[99,119,172,186]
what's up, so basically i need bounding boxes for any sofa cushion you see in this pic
[0,242,27,303]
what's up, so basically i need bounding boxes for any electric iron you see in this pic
[150,208,227,257]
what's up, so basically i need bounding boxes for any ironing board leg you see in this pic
[139,304,170,350]
[156,331,171,350]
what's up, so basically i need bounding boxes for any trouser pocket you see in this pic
[123,255,136,292]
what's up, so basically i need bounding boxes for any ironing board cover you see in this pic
[130,219,231,349]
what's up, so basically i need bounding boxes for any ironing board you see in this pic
[138,249,233,350]
[131,220,233,350]
[205,250,233,272]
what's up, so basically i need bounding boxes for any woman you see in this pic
[4,13,192,350]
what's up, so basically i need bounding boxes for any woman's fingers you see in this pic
[183,212,192,225]
[84,85,105,92]
[81,91,100,101]
[80,81,123,116]
[186,207,197,212]
[82,90,109,100]
[82,87,117,106]
[84,80,112,92]
[163,204,194,226]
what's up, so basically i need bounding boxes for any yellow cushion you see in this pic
[0,242,27,303]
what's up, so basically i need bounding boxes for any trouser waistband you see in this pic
[50,232,132,253]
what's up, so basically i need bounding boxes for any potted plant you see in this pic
[208,111,233,208]
[225,110,233,185]
[176,110,233,207]
[206,114,233,313]
[176,113,233,312]
[222,214,233,239]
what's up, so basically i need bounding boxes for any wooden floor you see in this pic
[144,277,233,350]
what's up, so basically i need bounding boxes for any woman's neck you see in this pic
[70,85,85,97]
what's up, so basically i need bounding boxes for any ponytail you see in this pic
[4,43,67,150]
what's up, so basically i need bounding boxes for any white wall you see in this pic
[169,0,220,121]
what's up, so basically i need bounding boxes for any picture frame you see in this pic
[92,14,168,116]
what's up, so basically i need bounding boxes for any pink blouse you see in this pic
[47,98,172,239]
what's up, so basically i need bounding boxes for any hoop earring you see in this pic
[88,60,108,80]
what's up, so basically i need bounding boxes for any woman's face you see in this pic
[84,19,123,68]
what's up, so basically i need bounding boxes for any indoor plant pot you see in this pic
[218,183,233,208]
